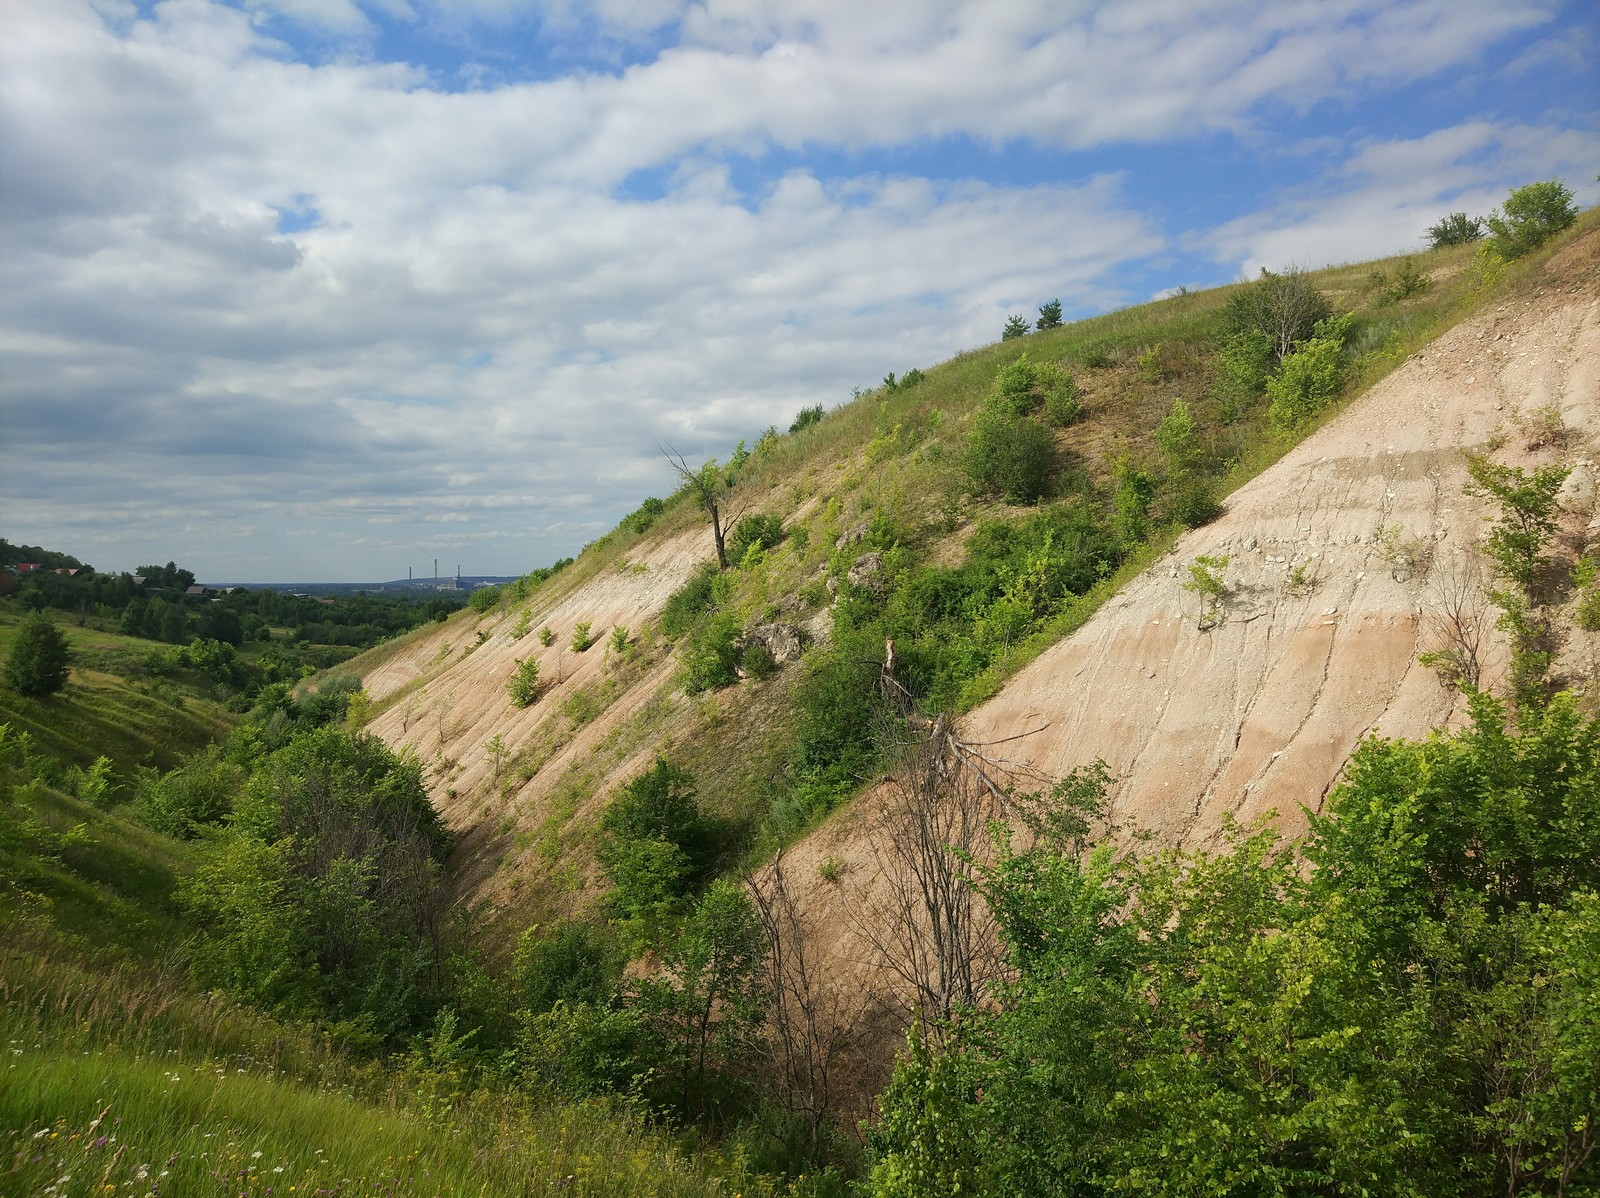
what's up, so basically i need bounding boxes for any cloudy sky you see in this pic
[3,0,1596,583]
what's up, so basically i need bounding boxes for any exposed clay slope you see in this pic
[966,253,1599,847]
[359,526,713,914]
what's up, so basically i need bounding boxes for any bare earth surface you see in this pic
[972,248,1600,846]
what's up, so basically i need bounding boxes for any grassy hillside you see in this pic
[0,706,803,1198]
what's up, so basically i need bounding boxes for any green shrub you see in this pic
[728,513,786,563]
[538,625,555,646]
[596,758,711,920]
[994,353,1041,414]
[133,744,243,837]
[507,657,541,707]
[468,586,500,613]
[1165,476,1222,528]
[1224,266,1333,361]
[1042,375,1080,427]
[512,920,622,1014]
[1155,399,1200,474]
[570,621,595,652]
[1369,257,1431,304]
[1211,329,1273,422]
[619,496,667,535]
[1267,313,1352,427]
[789,404,825,433]
[608,625,629,654]
[1112,465,1156,547]
[511,608,532,639]
[740,641,778,680]
[1465,455,1569,594]
[3,615,69,696]
[682,612,741,693]
[1427,211,1484,248]
[967,404,1054,504]
[1575,557,1600,632]
[661,563,725,638]
[1486,179,1577,259]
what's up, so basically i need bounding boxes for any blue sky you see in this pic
[2,0,1597,582]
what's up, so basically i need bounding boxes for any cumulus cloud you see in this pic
[1199,120,1600,276]
[0,0,1590,579]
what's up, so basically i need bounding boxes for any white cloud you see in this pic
[0,0,1589,578]
[1199,120,1600,276]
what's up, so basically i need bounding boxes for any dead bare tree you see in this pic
[1420,552,1492,689]
[847,714,1051,1036]
[746,854,863,1151]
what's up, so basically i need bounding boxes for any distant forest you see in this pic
[1,537,468,700]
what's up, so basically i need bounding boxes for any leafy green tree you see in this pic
[1224,265,1333,362]
[1035,299,1063,331]
[633,879,768,1120]
[1000,314,1030,341]
[3,614,69,696]
[1487,179,1578,259]
[1463,454,1569,595]
[1427,211,1484,248]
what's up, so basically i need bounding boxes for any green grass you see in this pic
[0,782,800,1198]
[0,612,234,781]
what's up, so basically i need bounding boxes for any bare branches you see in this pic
[846,722,1012,1034]
[746,854,863,1149]
[1419,553,1493,690]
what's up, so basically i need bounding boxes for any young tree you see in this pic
[1463,454,1569,595]
[1035,299,1063,331]
[634,879,768,1119]
[661,443,740,569]
[1223,265,1333,363]
[1426,211,1485,248]
[1486,179,1578,259]
[1001,314,1030,341]
[3,615,69,696]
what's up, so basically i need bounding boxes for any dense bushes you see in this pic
[597,758,714,920]
[180,726,450,1043]
[869,692,1600,1196]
